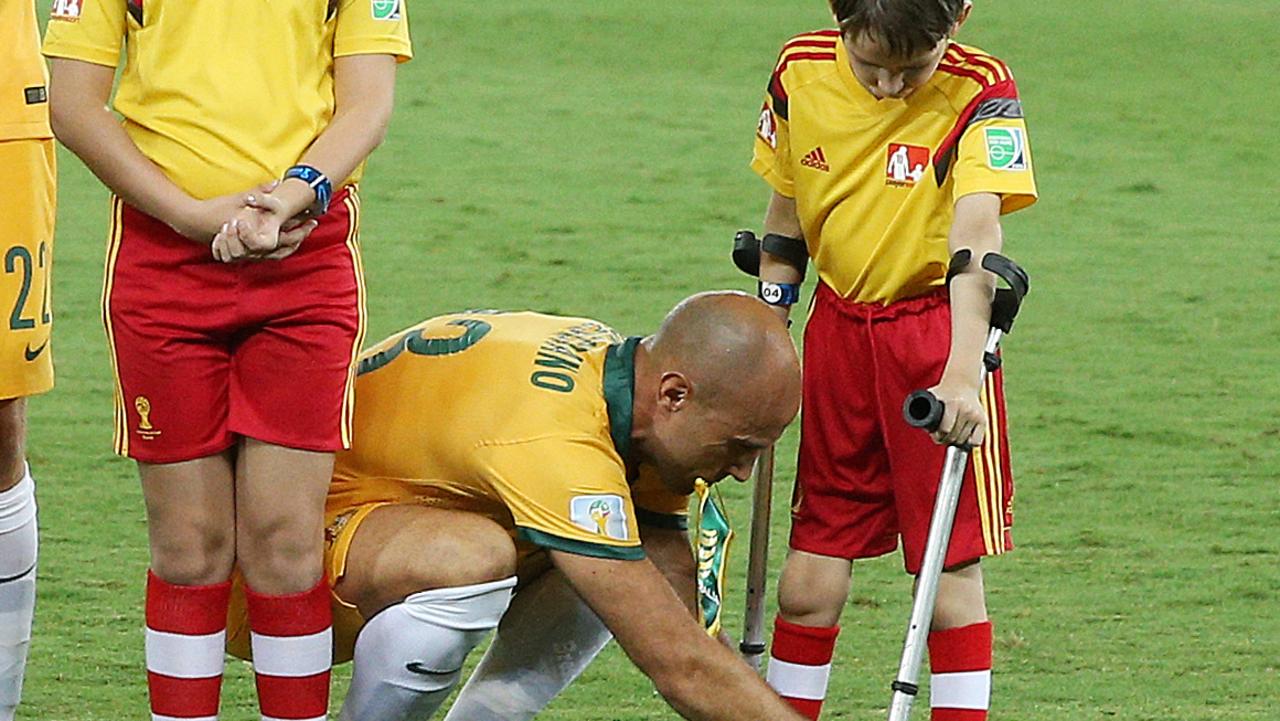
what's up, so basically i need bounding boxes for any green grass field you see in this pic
[23,1,1279,719]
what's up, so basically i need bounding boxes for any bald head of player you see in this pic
[631,290,802,495]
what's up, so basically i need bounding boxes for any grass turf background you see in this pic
[23,0,1278,718]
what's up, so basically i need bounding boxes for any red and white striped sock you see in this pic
[145,571,231,721]
[245,578,332,721]
[766,617,840,720]
[928,621,993,721]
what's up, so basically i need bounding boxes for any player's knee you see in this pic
[236,519,325,591]
[149,524,235,585]
[931,563,987,630]
[776,553,850,626]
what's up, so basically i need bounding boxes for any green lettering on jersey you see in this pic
[358,318,492,375]
[530,370,575,393]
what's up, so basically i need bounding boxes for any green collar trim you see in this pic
[603,336,640,466]
[635,507,689,531]
[518,527,646,561]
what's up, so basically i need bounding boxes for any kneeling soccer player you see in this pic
[227,291,813,721]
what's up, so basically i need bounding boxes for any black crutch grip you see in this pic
[903,390,944,431]
[732,230,761,277]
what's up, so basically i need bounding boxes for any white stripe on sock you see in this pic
[930,669,991,710]
[250,628,333,677]
[144,628,226,679]
[765,658,832,700]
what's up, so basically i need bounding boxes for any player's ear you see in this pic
[657,372,691,413]
[952,2,974,36]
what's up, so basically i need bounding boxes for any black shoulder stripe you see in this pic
[932,87,1022,185]
[768,76,789,121]
[972,97,1023,123]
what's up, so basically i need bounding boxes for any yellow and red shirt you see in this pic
[328,310,689,567]
[752,31,1038,304]
[42,0,412,199]
[1,0,52,141]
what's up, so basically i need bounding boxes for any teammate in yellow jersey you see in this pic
[0,2,55,718]
[43,0,411,718]
[748,3,1038,719]
[224,291,813,721]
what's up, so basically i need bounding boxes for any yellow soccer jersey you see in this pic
[42,0,412,200]
[752,32,1038,304]
[328,311,690,566]
[1,0,52,141]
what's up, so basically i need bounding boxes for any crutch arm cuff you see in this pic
[761,233,808,280]
[731,230,808,280]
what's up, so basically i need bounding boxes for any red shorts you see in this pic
[103,189,366,463]
[790,283,1014,574]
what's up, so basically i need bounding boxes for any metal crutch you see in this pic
[887,252,1029,720]
[740,445,775,672]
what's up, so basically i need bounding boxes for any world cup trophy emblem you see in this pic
[588,499,612,536]
[134,396,161,438]
[135,396,153,430]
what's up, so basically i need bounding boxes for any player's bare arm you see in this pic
[930,191,1004,446]
[551,549,809,721]
[759,191,806,324]
[216,54,398,262]
[642,522,739,649]
[640,523,698,613]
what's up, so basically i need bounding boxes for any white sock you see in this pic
[443,569,613,721]
[0,468,37,721]
[340,577,516,721]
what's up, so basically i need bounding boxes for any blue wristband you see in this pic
[283,164,333,217]
[758,281,801,307]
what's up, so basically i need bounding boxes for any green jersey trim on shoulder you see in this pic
[518,527,646,560]
[603,337,640,464]
[636,507,689,531]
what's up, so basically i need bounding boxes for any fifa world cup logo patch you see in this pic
[134,396,162,439]
[886,143,929,186]
[570,494,628,541]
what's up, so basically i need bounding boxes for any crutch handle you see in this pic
[903,390,944,431]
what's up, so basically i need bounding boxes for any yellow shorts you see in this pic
[0,138,56,399]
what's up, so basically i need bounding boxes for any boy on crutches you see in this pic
[743,2,1038,718]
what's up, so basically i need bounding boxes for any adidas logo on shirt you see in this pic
[800,147,830,172]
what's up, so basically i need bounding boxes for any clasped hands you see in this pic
[196,181,319,263]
